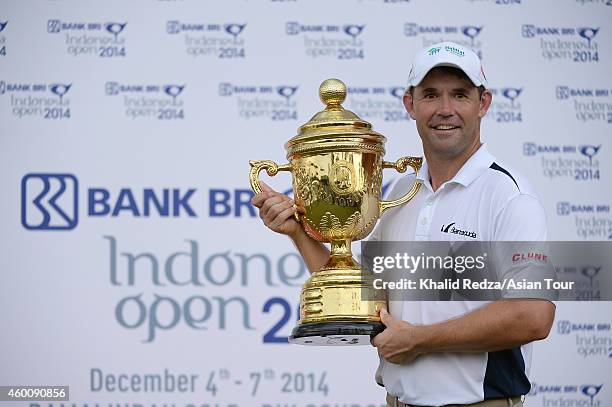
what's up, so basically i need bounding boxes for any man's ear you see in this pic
[479,89,493,118]
[403,91,417,120]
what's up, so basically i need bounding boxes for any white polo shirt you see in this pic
[370,143,548,406]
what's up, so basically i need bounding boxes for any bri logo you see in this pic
[440,222,477,239]
[556,86,610,99]
[47,20,127,36]
[218,83,299,99]
[21,173,199,231]
[521,24,599,42]
[285,22,365,37]
[557,86,571,99]
[557,202,571,216]
[46,19,61,33]
[558,320,572,334]
[166,21,246,37]
[556,320,610,335]
[529,383,604,403]
[21,174,79,230]
[522,143,601,158]
[557,201,610,216]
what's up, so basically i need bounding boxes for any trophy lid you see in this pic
[285,78,386,158]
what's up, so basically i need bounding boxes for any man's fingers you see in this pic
[252,186,291,208]
[370,336,379,348]
[268,204,297,229]
[265,200,294,223]
[252,191,273,207]
[251,181,280,207]
[379,308,393,327]
[259,180,274,193]
[260,196,285,218]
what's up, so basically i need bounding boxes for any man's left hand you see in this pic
[371,308,423,364]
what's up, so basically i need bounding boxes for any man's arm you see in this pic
[251,181,329,274]
[288,226,330,274]
[372,299,555,364]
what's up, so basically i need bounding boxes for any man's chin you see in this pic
[427,137,469,158]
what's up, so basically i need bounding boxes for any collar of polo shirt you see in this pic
[417,143,495,190]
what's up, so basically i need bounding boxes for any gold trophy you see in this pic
[249,79,421,345]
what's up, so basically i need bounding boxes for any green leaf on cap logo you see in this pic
[427,47,441,56]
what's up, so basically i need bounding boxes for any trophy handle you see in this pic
[249,160,296,220]
[379,156,423,215]
[249,159,293,194]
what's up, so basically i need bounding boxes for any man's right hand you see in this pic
[251,181,301,238]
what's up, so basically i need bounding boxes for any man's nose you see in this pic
[436,94,454,116]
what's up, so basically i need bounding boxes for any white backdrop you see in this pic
[1,0,611,406]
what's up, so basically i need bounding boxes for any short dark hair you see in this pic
[406,66,485,98]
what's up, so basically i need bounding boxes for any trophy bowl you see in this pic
[249,79,421,345]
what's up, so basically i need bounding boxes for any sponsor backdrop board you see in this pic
[1,0,611,406]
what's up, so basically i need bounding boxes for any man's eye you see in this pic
[455,93,467,99]
[424,94,436,99]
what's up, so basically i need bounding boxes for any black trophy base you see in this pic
[289,321,385,346]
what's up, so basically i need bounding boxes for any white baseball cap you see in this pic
[407,41,487,88]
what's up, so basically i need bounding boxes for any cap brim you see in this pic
[410,62,484,87]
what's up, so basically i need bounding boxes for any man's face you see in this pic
[404,67,492,159]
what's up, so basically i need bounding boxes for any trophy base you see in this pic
[289,322,384,346]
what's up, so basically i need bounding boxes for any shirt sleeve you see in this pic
[493,193,548,241]
[490,194,557,301]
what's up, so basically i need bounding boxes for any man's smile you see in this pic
[432,124,461,130]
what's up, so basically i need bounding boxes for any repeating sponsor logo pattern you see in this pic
[556,201,612,240]
[47,19,128,57]
[347,86,410,121]
[487,87,523,123]
[556,86,612,124]
[105,82,186,119]
[0,81,72,119]
[556,320,612,358]
[218,83,299,120]
[528,383,605,406]
[522,25,601,62]
[166,21,247,58]
[404,23,484,58]
[523,143,602,181]
[286,22,366,59]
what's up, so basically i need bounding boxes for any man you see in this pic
[252,42,555,407]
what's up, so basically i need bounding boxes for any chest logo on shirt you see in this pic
[440,222,477,239]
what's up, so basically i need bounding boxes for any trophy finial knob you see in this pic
[319,78,346,108]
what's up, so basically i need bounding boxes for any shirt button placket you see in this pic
[416,193,434,239]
